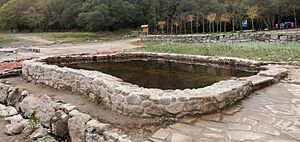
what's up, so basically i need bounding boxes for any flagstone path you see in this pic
[151,69,300,142]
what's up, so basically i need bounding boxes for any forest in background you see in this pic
[0,0,299,34]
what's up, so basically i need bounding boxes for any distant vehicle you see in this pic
[10,28,20,33]
[279,22,295,30]
[284,22,295,29]
[241,20,248,30]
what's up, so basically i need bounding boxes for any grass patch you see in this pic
[42,32,99,43]
[130,40,141,46]
[133,42,300,61]
[0,34,20,43]
[0,33,34,48]
[40,29,132,43]
[166,29,300,36]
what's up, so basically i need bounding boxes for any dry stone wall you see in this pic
[22,52,287,118]
[142,33,300,43]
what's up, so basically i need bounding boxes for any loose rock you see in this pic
[51,110,69,139]
[5,114,23,124]
[86,133,104,142]
[4,120,29,135]
[19,94,55,127]
[0,105,17,117]
[29,126,48,140]
[86,119,109,134]
[68,112,91,142]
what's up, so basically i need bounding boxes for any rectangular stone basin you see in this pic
[22,52,271,118]
[57,60,257,90]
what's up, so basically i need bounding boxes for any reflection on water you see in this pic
[58,60,257,90]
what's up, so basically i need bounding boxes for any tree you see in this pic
[24,6,43,32]
[78,4,111,31]
[158,20,166,34]
[287,0,300,28]
[148,0,159,33]
[1,0,300,33]
[220,13,231,32]
[0,0,32,30]
[242,0,275,30]
[207,13,217,33]
[186,15,195,34]
[225,0,243,31]
[60,0,84,29]
[173,21,180,34]
[246,6,259,30]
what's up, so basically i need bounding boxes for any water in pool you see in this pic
[58,60,256,90]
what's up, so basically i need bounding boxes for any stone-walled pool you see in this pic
[22,52,287,118]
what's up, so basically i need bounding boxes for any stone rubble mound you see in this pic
[0,81,132,142]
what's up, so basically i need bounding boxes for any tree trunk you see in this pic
[171,18,174,34]
[240,20,242,31]
[216,21,219,32]
[263,16,276,30]
[212,22,215,33]
[196,15,199,33]
[263,18,271,30]
[154,19,157,33]
[180,16,183,34]
[218,22,220,32]
[224,22,227,32]
[220,21,222,32]
[184,20,187,34]
[232,18,235,31]
[166,18,169,34]
[190,22,193,34]
[252,19,254,30]
[202,16,205,33]
[294,10,298,28]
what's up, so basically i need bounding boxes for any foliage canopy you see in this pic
[0,0,299,33]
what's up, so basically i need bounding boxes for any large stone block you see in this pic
[68,110,91,142]
[19,94,56,127]
[50,110,69,139]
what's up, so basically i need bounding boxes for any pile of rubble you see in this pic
[0,81,132,142]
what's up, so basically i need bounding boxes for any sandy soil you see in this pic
[0,118,26,142]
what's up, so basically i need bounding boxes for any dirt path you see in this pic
[5,77,166,141]
[15,35,55,45]
[0,39,140,62]
[39,39,139,56]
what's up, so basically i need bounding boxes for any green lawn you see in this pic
[133,42,300,61]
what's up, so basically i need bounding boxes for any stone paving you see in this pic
[151,82,300,142]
